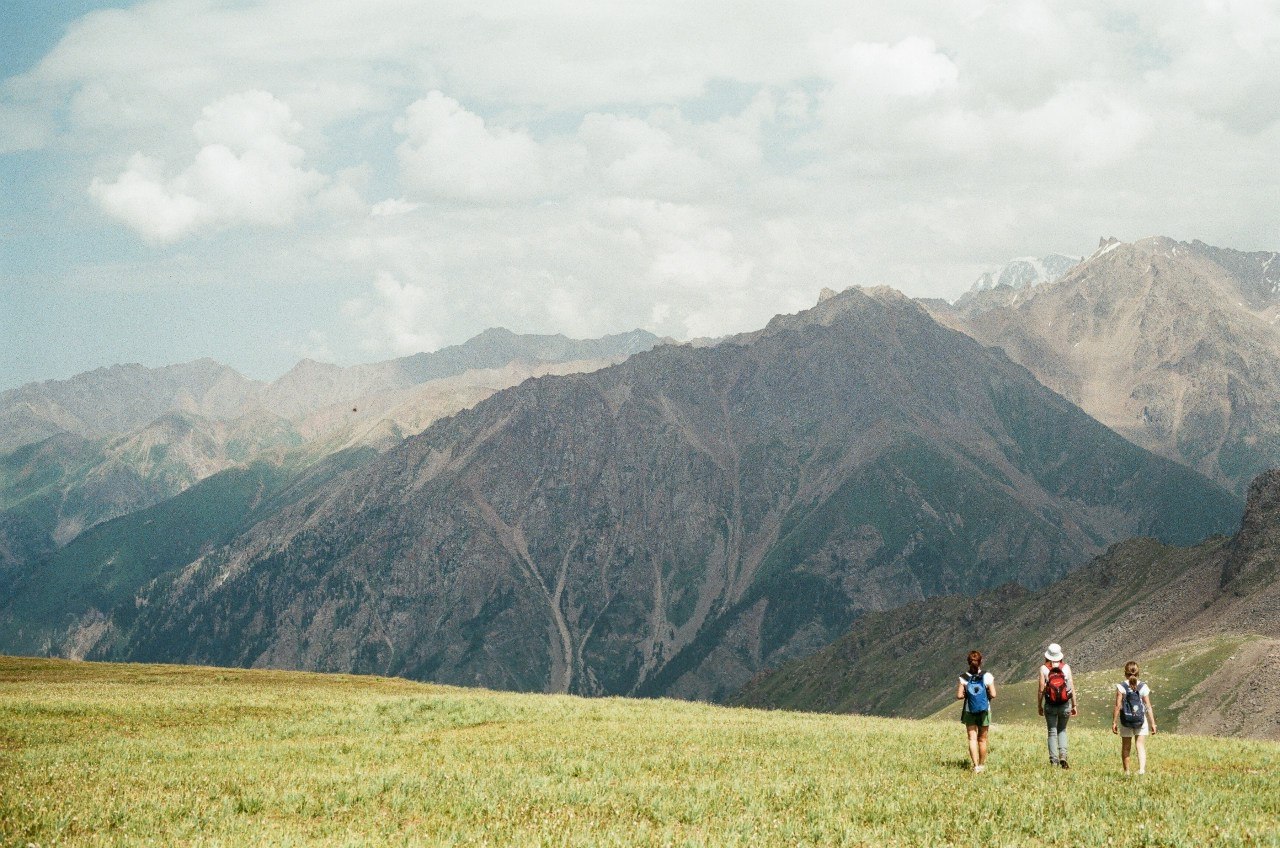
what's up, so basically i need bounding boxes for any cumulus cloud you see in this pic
[577,113,712,198]
[395,91,544,202]
[825,36,959,100]
[90,91,326,241]
[342,271,441,356]
[1013,85,1152,170]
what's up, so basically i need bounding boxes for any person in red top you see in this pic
[1037,643,1077,768]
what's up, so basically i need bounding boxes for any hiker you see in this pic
[956,649,996,773]
[1112,660,1157,774]
[1038,643,1077,768]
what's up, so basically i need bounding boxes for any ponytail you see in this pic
[1124,660,1139,687]
[967,650,982,674]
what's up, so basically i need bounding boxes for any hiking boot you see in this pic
[1060,759,1070,770]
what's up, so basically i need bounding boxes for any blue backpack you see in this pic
[964,672,990,713]
[1120,682,1146,728]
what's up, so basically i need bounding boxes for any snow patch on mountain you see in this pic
[955,253,1081,308]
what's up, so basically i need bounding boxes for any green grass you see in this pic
[929,636,1257,733]
[2,656,1277,847]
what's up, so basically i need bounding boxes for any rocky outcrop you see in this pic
[928,237,1280,494]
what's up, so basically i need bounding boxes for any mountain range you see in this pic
[0,329,660,587]
[2,285,1238,703]
[3,234,1277,741]
[929,237,1280,494]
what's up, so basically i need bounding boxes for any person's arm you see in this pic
[1067,666,1078,716]
[1143,692,1156,734]
[986,677,997,700]
[956,678,966,701]
[1037,667,1045,715]
[1112,687,1122,734]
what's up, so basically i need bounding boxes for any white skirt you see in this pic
[1118,720,1150,737]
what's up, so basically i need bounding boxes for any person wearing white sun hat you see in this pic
[1037,642,1077,769]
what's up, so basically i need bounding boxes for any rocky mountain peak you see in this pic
[966,254,1080,296]
[1243,469,1280,523]
[753,284,927,341]
[1227,469,1280,563]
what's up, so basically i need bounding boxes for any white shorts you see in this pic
[1118,721,1150,738]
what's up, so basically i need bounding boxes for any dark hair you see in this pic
[1124,661,1139,688]
[967,650,982,673]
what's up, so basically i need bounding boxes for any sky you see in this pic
[2,0,1279,391]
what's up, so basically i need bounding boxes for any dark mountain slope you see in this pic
[87,288,1237,699]
[734,470,1280,737]
[0,446,375,658]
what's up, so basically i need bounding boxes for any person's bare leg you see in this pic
[977,726,990,765]
[1121,736,1132,773]
[967,725,980,767]
[1136,735,1147,774]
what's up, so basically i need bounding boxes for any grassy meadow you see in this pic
[2,656,1277,847]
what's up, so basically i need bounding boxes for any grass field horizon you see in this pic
[2,656,1277,846]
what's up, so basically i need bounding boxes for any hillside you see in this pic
[735,470,1280,739]
[929,237,1280,493]
[65,287,1239,701]
[2,657,1277,847]
[0,447,375,658]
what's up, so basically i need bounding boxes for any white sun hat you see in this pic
[1044,643,1064,662]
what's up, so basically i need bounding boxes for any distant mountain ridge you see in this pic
[0,329,660,579]
[1,329,663,453]
[928,236,1280,493]
[0,359,257,454]
[16,286,1238,701]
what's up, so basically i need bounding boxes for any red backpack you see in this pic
[1045,663,1071,705]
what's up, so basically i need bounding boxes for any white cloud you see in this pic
[7,0,1280,388]
[577,113,711,198]
[395,91,544,202]
[90,91,326,241]
[87,153,205,242]
[342,271,441,356]
[1013,84,1152,170]
[826,36,959,100]
[370,198,420,217]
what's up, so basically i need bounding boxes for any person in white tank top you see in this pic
[1112,660,1158,774]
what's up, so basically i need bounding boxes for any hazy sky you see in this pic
[3,1,1279,390]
